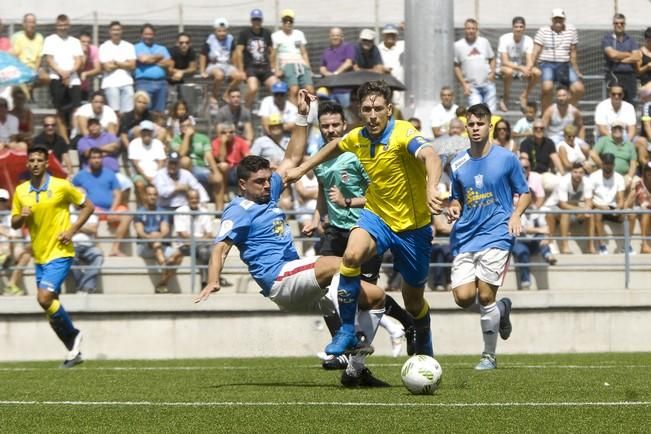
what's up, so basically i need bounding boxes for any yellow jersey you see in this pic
[10,31,44,70]
[339,118,432,232]
[12,176,85,264]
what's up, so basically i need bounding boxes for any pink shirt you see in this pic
[527,171,545,203]
[0,37,10,52]
[80,44,99,91]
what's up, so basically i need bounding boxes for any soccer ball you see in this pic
[400,355,443,395]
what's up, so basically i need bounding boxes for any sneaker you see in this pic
[598,244,609,256]
[341,368,390,388]
[627,246,636,256]
[543,253,558,265]
[321,354,349,370]
[519,280,531,290]
[405,326,416,356]
[60,352,83,369]
[325,330,359,356]
[474,353,497,371]
[498,298,512,340]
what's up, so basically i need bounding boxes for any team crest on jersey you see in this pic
[474,174,484,189]
[272,218,286,237]
[382,143,389,151]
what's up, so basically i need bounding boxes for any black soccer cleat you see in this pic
[340,368,390,388]
[321,354,349,370]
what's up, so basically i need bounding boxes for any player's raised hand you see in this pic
[297,89,317,115]
[194,281,221,303]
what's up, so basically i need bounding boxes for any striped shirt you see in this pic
[534,24,578,63]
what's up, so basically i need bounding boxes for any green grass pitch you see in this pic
[1,353,650,433]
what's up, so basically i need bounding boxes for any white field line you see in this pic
[0,400,650,408]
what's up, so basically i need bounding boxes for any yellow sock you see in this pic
[339,264,361,277]
[414,300,430,320]
[46,299,61,318]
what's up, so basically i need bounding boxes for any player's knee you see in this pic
[452,286,475,308]
[477,292,496,306]
[36,290,54,310]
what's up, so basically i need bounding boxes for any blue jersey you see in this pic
[215,172,299,295]
[449,145,529,256]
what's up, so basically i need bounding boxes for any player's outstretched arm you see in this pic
[284,137,342,186]
[276,89,317,179]
[418,146,444,215]
[194,240,233,303]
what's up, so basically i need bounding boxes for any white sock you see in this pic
[357,308,384,345]
[479,302,500,357]
[379,315,404,339]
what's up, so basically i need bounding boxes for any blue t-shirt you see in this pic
[134,41,170,80]
[215,172,299,295]
[73,168,119,209]
[134,206,168,234]
[449,145,529,256]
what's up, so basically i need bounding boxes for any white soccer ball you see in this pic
[400,355,443,395]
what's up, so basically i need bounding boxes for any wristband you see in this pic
[295,114,308,127]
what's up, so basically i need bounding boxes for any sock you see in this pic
[413,299,430,324]
[46,299,78,350]
[379,315,404,340]
[384,295,414,329]
[357,308,384,345]
[337,264,361,335]
[413,301,434,356]
[479,302,500,357]
[346,354,366,377]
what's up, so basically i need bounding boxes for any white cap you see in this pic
[213,17,229,28]
[551,8,566,18]
[0,189,9,200]
[359,28,376,41]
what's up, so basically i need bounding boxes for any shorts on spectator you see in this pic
[206,63,237,78]
[451,248,510,288]
[96,204,130,227]
[104,85,134,113]
[137,243,177,260]
[540,62,580,85]
[281,63,313,87]
[269,256,336,314]
[245,66,274,83]
[115,172,134,192]
[49,80,81,112]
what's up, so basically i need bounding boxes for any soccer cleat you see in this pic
[65,330,83,359]
[340,368,390,388]
[60,352,83,369]
[324,330,359,356]
[499,298,512,340]
[321,354,349,370]
[405,326,416,356]
[474,353,497,371]
[598,244,609,256]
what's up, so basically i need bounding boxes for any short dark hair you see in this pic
[177,32,191,41]
[90,90,105,101]
[88,147,103,157]
[109,21,122,28]
[572,161,584,170]
[600,153,616,165]
[56,14,69,22]
[408,117,421,124]
[645,27,651,40]
[613,13,626,21]
[556,85,569,93]
[512,16,526,26]
[237,155,270,181]
[318,100,345,122]
[525,101,537,111]
[87,117,101,126]
[466,103,491,120]
[28,144,49,157]
[79,30,92,39]
[141,23,156,34]
[357,80,392,104]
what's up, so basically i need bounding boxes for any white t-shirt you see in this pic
[99,39,136,88]
[0,114,19,144]
[594,99,637,138]
[42,34,83,84]
[430,103,458,132]
[173,205,213,239]
[259,96,298,124]
[272,29,307,66]
[590,170,625,208]
[496,33,533,69]
[513,117,533,135]
[128,137,167,178]
[378,40,405,82]
[73,103,118,135]
[70,210,99,246]
[454,36,494,85]
[556,138,587,165]
[545,174,593,207]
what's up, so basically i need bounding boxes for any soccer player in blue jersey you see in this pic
[446,103,531,370]
[285,80,444,357]
[12,145,95,368]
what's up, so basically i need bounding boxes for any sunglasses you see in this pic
[611,92,623,96]
[533,126,545,130]
[613,21,625,25]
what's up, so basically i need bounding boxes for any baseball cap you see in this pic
[382,24,399,34]
[359,28,376,41]
[611,121,625,129]
[139,120,155,131]
[0,188,9,201]
[551,8,566,18]
[271,81,288,94]
[213,17,229,28]
[316,87,330,99]
[280,9,295,19]
[250,9,263,19]
[268,114,283,126]
[168,151,181,162]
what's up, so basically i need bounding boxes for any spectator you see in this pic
[200,18,243,103]
[128,120,167,203]
[544,161,594,254]
[512,101,537,143]
[72,91,118,138]
[0,189,30,296]
[557,125,591,173]
[320,27,355,108]
[152,152,209,210]
[520,156,545,209]
[591,122,638,187]
[0,20,9,51]
[430,182,453,291]
[258,81,297,134]
[166,100,195,138]
[602,13,639,105]
[119,90,156,149]
[0,97,19,149]
[213,88,254,144]
[168,32,197,89]
[250,114,289,169]
[43,14,83,141]
[430,86,458,138]
[134,23,172,114]
[454,18,497,112]
[70,193,104,294]
[99,21,136,114]
[78,30,101,101]
[625,162,651,253]
[541,86,584,144]
[493,119,516,153]
[497,16,540,112]
[234,8,277,109]
[353,28,384,74]
[133,184,181,293]
[378,24,405,108]
[10,87,33,143]
[635,28,651,110]
[73,148,132,257]
[532,8,584,112]
[170,116,218,195]
[32,115,73,175]
[10,13,45,83]
[293,170,319,256]
[211,121,250,210]
[590,153,626,255]
[520,119,564,191]
[173,189,215,285]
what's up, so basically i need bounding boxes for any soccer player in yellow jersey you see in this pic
[285,80,443,356]
[12,145,94,368]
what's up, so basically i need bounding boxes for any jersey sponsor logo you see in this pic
[450,153,470,172]
[272,218,286,237]
[474,174,484,189]
[218,219,234,237]
[239,199,254,210]
[465,187,495,208]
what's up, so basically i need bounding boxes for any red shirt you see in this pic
[211,135,250,167]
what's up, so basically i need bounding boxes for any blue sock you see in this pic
[338,266,361,335]
[47,300,78,350]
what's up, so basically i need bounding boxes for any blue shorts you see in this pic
[356,210,432,287]
[35,257,73,293]
[540,62,579,85]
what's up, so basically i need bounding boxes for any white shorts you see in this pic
[268,256,337,315]
[451,248,511,288]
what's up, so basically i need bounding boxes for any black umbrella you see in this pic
[316,71,406,91]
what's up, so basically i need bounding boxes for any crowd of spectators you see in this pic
[0,8,650,295]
